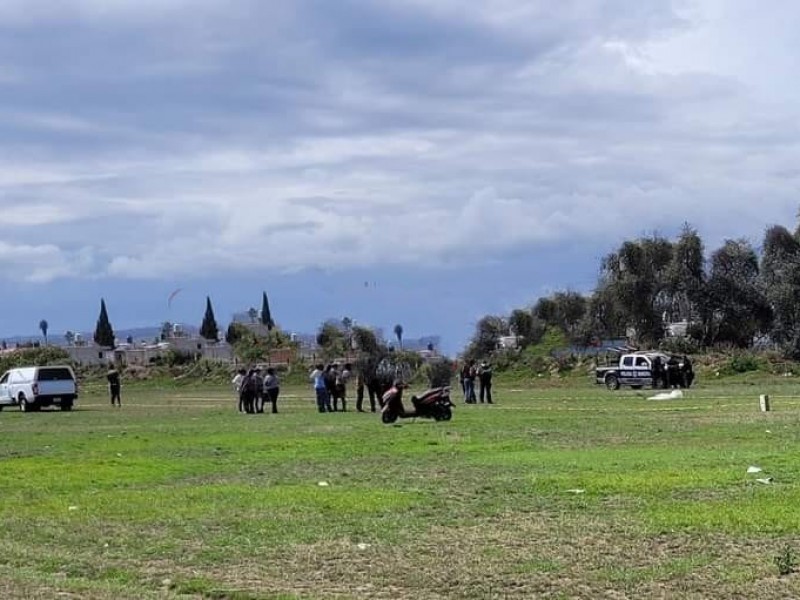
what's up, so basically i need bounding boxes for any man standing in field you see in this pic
[240,369,258,414]
[232,368,246,412]
[478,362,493,404]
[355,371,366,412]
[107,364,122,407]
[253,367,265,413]
[462,360,477,404]
[310,364,332,413]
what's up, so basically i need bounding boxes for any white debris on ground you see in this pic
[746,465,775,485]
[565,489,586,494]
[317,481,330,487]
[647,390,684,401]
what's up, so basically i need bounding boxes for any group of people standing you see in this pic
[232,367,280,414]
[311,362,396,413]
[231,358,493,415]
[459,359,493,404]
[310,363,353,413]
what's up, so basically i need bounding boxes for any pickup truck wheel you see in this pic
[19,396,30,412]
[605,374,620,391]
[60,401,73,412]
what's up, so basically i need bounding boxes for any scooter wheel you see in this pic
[381,411,398,424]
[440,406,452,421]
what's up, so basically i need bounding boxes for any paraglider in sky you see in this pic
[167,288,183,308]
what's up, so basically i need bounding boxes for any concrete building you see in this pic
[65,337,234,366]
[64,344,116,366]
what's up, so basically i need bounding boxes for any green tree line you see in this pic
[465,219,800,360]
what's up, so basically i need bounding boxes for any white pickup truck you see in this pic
[0,366,78,412]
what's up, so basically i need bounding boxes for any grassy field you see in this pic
[2,377,800,599]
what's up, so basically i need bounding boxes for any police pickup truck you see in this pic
[595,352,694,391]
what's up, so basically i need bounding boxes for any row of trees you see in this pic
[465,218,800,360]
[78,292,277,349]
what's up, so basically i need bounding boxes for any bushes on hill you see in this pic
[0,347,71,372]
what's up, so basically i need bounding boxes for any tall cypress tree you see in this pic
[260,292,274,331]
[94,299,115,348]
[200,296,219,341]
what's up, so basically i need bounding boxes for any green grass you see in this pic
[2,378,800,598]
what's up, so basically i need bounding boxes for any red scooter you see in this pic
[381,384,453,424]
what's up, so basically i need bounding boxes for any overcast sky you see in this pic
[2,1,799,350]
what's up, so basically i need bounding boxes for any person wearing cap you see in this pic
[478,361,493,404]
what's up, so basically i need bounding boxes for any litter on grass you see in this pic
[317,481,330,487]
[747,466,763,474]
[566,489,586,494]
[756,478,774,485]
[648,390,684,401]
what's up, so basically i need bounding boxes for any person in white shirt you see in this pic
[232,368,246,412]
[310,364,332,413]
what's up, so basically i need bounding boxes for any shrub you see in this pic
[659,336,701,355]
[423,358,454,388]
[775,544,796,577]
[0,347,72,372]
[150,350,197,367]
[728,352,762,374]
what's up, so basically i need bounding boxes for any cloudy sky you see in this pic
[2,0,799,350]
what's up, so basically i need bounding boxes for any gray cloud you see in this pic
[1,0,799,281]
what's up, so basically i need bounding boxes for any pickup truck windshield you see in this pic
[37,368,74,381]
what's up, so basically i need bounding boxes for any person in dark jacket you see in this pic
[325,364,340,411]
[355,371,368,412]
[478,362,493,404]
[240,369,258,414]
[652,356,666,389]
[263,367,280,414]
[666,355,681,388]
[682,355,694,388]
[107,365,122,407]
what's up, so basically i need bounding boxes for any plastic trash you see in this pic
[647,390,684,401]
[747,466,763,474]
